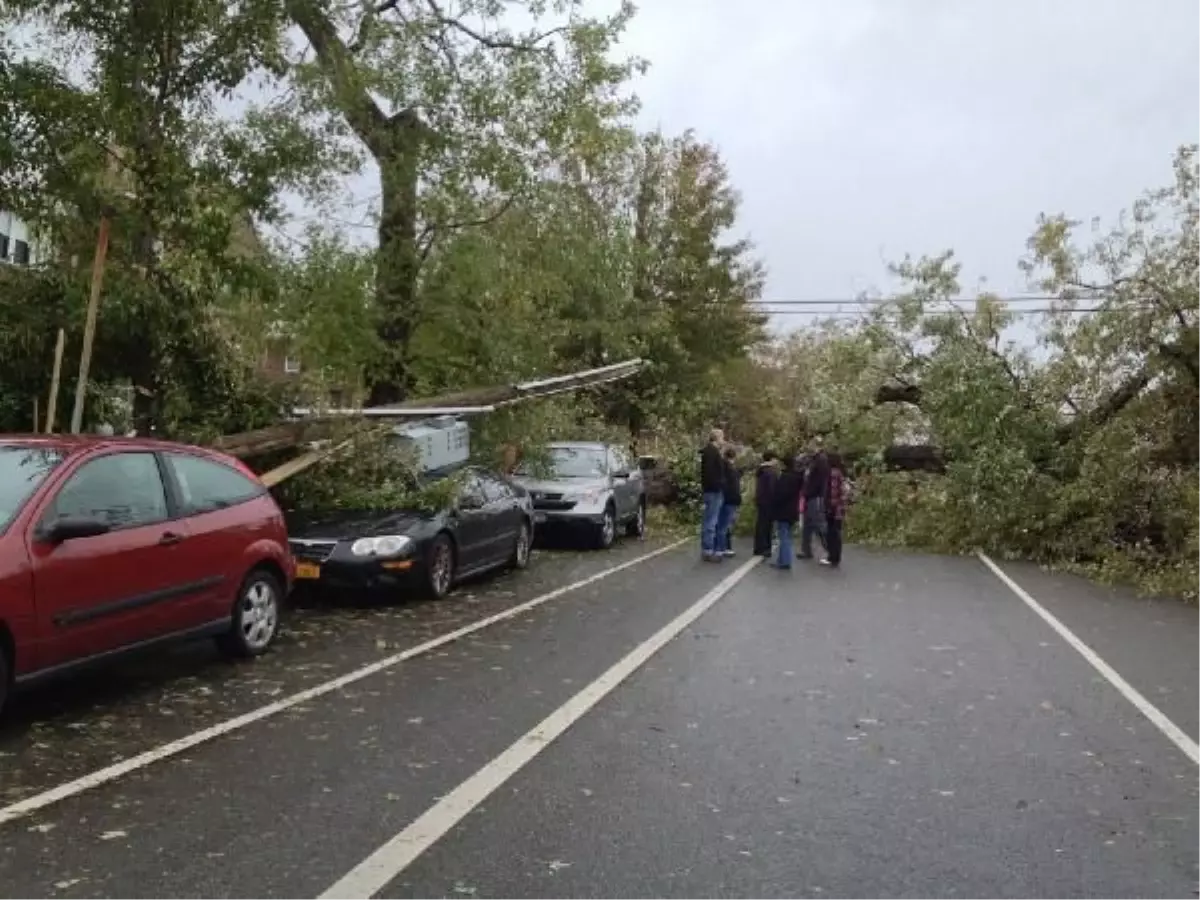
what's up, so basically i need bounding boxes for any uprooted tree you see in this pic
[718,144,1198,598]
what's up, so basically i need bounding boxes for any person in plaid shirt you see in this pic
[821,452,848,567]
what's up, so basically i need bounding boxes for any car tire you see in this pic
[425,534,456,598]
[217,567,283,659]
[625,500,646,539]
[595,504,616,550]
[509,520,532,570]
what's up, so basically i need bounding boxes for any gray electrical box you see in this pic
[392,416,470,474]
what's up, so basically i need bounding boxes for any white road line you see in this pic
[0,538,689,828]
[977,551,1199,766]
[319,554,763,900]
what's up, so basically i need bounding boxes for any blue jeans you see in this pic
[701,492,724,555]
[775,521,794,568]
[716,503,739,552]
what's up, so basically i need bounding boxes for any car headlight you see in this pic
[350,535,413,557]
[570,489,604,504]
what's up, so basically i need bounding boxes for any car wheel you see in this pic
[595,504,616,549]
[426,534,456,598]
[625,500,646,538]
[218,568,282,658]
[510,521,532,570]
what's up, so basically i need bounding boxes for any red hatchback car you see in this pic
[0,435,294,713]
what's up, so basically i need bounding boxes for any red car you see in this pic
[0,435,294,714]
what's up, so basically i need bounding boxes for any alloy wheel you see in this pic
[240,579,278,652]
[431,541,454,596]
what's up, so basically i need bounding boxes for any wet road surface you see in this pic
[0,539,1195,898]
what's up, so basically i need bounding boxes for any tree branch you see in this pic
[286,0,388,152]
[422,0,568,49]
[416,192,519,262]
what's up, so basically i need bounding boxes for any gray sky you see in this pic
[610,0,1199,326]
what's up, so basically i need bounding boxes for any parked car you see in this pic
[287,465,534,599]
[0,435,293,715]
[511,441,646,548]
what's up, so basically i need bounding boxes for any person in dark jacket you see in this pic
[715,447,742,556]
[699,428,725,561]
[769,454,803,569]
[799,441,830,560]
[752,450,779,556]
[821,452,848,568]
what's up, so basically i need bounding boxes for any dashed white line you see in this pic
[319,554,763,899]
[977,551,1199,766]
[0,538,689,828]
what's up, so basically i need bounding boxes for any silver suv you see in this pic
[511,442,646,549]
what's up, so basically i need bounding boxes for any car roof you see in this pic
[0,434,224,458]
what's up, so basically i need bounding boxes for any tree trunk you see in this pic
[286,0,427,407]
[368,112,423,406]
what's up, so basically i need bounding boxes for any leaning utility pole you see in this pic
[70,209,113,434]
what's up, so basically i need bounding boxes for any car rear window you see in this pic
[0,446,64,532]
[165,452,265,514]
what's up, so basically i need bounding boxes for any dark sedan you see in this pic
[287,467,534,599]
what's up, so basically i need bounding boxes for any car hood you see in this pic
[286,508,435,541]
[510,476,609,495]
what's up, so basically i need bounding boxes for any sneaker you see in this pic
[819,558,838,567]
[722,549,736,557]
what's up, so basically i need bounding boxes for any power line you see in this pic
[761,306,1113,316]
[751,294,1132,306]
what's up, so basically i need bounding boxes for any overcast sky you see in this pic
[604,0,1199,327]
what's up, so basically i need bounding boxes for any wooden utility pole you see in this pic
[45,327,66,433]
[70,210,113,434]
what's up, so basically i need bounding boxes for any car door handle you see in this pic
[159,531,186,546]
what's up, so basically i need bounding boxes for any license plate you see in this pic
[535,512,547,524]
[295,562,321,580]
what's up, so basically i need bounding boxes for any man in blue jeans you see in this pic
[699,428,725,562]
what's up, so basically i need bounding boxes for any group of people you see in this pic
[699,428,848,570]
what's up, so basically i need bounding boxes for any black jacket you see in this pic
[770,470,804,524]
[700,443,724,493]
[804,451,830,499]
[722,459,742,505]
[754,464,778,511]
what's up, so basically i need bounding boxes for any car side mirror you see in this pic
[42,516,111,543]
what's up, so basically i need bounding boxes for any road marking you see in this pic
[0,538,689,828]
[977,552,1199,766]
[320,554,762,899]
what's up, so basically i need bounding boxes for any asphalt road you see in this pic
[0,536,1195,899]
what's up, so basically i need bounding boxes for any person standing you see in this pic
[799,440,829,560]
[716,446,742,557]
[821,452,848,567]
[752,450,779,556]
[699,428,726,562]
[769,454,803,569]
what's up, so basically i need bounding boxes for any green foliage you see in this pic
[272,425,465,517]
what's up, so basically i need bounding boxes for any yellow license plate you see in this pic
[295,562,321,580]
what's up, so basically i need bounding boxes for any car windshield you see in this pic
[0,446,64,532]
[524,447,607,479]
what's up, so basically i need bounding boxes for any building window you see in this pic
[283,355,301,374]
[12,240,29,265]
[0,233,9,260]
